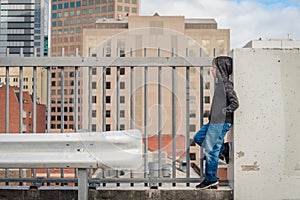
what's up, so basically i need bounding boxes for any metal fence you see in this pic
[0,48,224,188]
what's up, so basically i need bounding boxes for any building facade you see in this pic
[0,0,44,57]
[0,85,46,133]
[50,0,140,131]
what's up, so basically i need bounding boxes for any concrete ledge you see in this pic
[0,188,233,200]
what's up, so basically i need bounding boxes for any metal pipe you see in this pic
[144,48,148,186]
[171,48,176,186]
[158,48,162,179]
[185,49,190,186]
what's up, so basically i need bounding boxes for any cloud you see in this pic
[141,0,300,48]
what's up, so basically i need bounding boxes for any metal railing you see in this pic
[0,48,224,189]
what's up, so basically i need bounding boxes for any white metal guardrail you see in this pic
[0,130,142,200]
[0,47,215,194]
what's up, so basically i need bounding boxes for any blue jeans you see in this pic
[193,123,232,181]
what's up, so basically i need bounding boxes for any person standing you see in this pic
[194,56,239,189]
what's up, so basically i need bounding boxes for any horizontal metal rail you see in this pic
[0,57,212,67]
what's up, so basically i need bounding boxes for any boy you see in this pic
[194,56,239,189]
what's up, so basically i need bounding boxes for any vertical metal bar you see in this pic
[213,47,216,57]
[74,48,80,185]
[102,48,106,132]
[157,48,162,180]
[116,48,120,186]
[116,48,120,131]
[171,48,176,186]
[60,48,65,184]
[144,48,148,186]
[5,48,10,185]
[61,67,65,133]
[46,64,51,185]
[5,66,9,133]
[88,46,92,132]
[19,48,24,186]
[186,48,190,186]
[130,48,134,187]
[75,48,79,132]
[78,169,88,200]
[32,50,37,178]
[88,66,92,131]
[199,48,204,179]
[47,67,51,133]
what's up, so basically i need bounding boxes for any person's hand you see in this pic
[222,108,228,115]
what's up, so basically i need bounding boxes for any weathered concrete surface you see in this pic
[0,188,233,200]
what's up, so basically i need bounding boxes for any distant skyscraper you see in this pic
[49,0,140,131]
[0,0,45,57]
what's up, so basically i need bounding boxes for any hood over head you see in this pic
[213,56,233,81]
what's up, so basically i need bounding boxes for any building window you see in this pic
[76,10,81,15]
[108,5,114,12]
[190,153,196,161]
[70,11,74,16]
[120,68,125,75]
[92,96,97,103]
[52,13,57,18]
[69,116,74,121]
[106,110,111,118]
[190,110,196,118]
[82,9,87,15]
[120,82,125,89]
[120,110,125,118]
[102,6,107,12]
[58,4,63,9]
[106,82,111,89]
[70,2,75,8]
[106,124,111,131]
[102,0,107,2]
[92,68,97,75]
[92,110,96,118]
[95,0,100,4]
[92,124,96,131]
[120,124,125,130]
[204,96,210,104]
[132,7,137,13]
[120,96,125,103]
[95,7,100,13]
[76,27,81,33]
[92,82,97,89]
[89,8,93,14]
[57,116,61,121]
[51,116,56,120]
[190,124,196,132]
[69,107,74,112]
[106,67,111,75]
[117,6,122,11]
[125,0,130,3]
[64,3,69,8]
[106,96,111,104]
[205,82,210,90]
[125,6,130,12]
[203,110,210,118]
[82,0,87,6]
[132,0,137,3]
[89,0,94,5]
[52,5,57,10]
[76,1,81,7]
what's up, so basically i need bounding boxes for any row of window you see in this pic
[52,0,137,10]
[52,5,136,19]
[51,106,76,113]
[51,89,79,95]
[52,17,96,27]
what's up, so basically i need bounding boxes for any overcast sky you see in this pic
[140,0,300,48]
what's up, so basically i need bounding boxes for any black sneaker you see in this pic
[196,179,218,189]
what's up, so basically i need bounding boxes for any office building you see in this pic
[50,0,140,131]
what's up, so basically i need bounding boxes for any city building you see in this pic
[0,0,45,57]
[81,14,230,165]
[49,0,140,131]
[0,85,46,133]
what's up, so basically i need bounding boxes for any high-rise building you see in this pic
[0,0,45,57]
[81,15,230,164]
[50,0,140,131]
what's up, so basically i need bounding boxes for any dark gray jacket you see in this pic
[209,56,239,124]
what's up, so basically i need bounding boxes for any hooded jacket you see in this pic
[209,56,239,124]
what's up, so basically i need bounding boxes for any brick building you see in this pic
[0,85,46,133]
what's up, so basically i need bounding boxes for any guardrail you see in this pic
[0,130,142,200]
[0,48,220,198]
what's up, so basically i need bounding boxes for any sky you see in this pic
[140,0,300,48]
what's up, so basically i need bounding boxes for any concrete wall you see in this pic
[230,48,300,200]
[0,188,232,200]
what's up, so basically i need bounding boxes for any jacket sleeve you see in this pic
[224,81,239,113]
